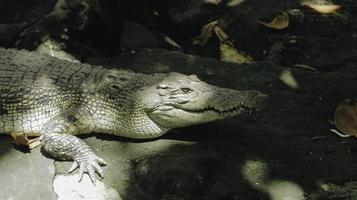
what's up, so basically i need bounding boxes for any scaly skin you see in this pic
[0,48,267,183]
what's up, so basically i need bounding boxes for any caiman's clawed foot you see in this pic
[69,149,108,184]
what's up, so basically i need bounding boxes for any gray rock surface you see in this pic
[53,174,121,200]
[0,136,56,200]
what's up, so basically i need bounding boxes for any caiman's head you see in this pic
[135,72,267,133]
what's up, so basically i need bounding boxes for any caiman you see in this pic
[0,48,267,183]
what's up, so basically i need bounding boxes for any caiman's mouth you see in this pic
[181,105,256,115]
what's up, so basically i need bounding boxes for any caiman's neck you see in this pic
[87,105,169,139]
[118,114,169,139]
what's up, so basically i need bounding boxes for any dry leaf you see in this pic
[213,26,232,45]
[193,20,254,63]
[11,132,42,149]
[301,0,341,14]
[193,20,218,46]
[333,99,357,137]
[220,43,254,64]
[279,69,299,89]
[213,25,254,64]
[259,11,289,29]
[303,4,341,13]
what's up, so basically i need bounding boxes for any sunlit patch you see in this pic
[266,181,305,200]
[280,69,299,89]
[241,160,305,200]
[241,160,268,190]
[53,174,121,200]
[259,11,289,30]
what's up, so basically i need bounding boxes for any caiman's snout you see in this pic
[238,90,268,111]
[206,86,267,116]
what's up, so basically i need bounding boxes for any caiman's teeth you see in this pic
[185,104,256,115]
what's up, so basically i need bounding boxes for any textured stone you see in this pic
[0,136,56,200]
[53,174,121,200]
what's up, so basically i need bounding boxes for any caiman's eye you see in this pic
[181,87,192,93]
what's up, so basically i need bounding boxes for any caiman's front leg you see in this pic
[41,114,107,184]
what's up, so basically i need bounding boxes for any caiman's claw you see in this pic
[69,150,107,184]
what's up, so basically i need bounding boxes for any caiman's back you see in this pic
[0,48,97,135]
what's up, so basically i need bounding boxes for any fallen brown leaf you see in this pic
[303,4,341,14]
[333,99,357,137]
[193,20,254,64]
[220,42,254,64]
[300,0,341,14]
[11,132,42,149]
[259,11,289,30]
[213,26,232,45]
[193,20,218,46]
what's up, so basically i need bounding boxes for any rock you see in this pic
[119,22,165,51]
[0,136,56,200]
[0,23,24,47]
[53,174,121,200]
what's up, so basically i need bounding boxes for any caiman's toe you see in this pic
[68,162,79,173]
[96,156,108,166]
[69,153,107,184]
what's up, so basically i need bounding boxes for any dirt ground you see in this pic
[0,0,357,199]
